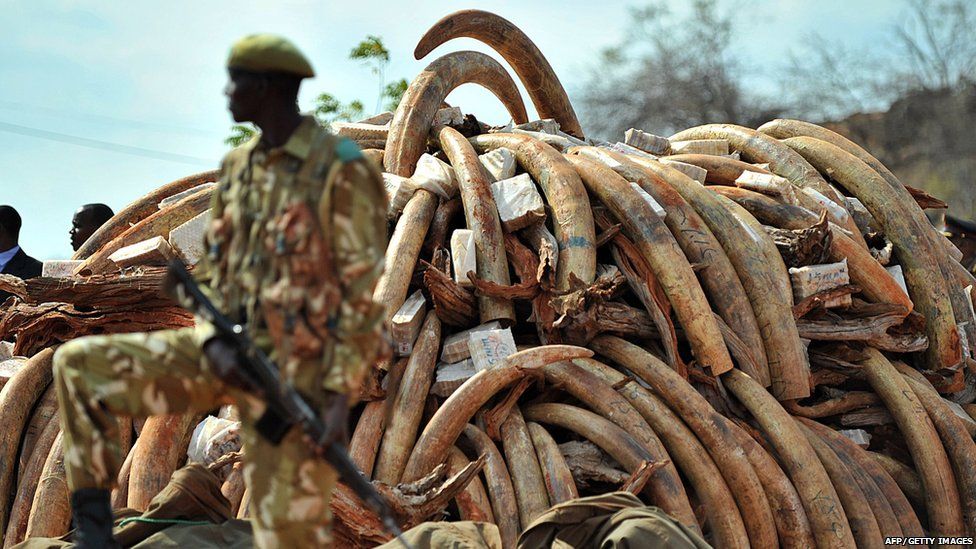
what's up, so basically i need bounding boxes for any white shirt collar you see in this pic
[0,245,21,272]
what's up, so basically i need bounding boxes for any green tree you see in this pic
[313,93,365,124]
[350,35,392,113]
[383,78,409,112]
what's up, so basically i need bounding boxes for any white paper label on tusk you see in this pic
[468,328,517,371]
[42,260,83,278]
[441,321,502,364]
[788,259,852,308]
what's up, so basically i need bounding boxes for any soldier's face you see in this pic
[225,70,265,123]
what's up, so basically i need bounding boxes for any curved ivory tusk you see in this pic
[438,126,516,324]
[589,336,776,547]
[25,434,70,539]
[669,124,867,248]
[384,51,528,177]
[499,408,550,527]
[373,190,438,324]
[801,418,925,540]
[526,421,578,505]
[566,154,734,374]
[373,312,442,484]
[710,186,912,310]
[460,424,520,547]
[794,420,883,548]
[470,133,596,289]
[541,360,697,531]
[74,187,214,276]
[72,170,218,260]
[797,418,907,541]
[578,358,755,549]
[522,402,702,535]
[727,420,815,548]
[893,363,976,533]
[0,348,54,534]
[400,345,592,482]
[625,156,809,400]
[572,147,766,375]
[758,118,960,261]
[414,10,584,138]
[784,137,960,372]
[722,368,856,548]
[664,153,773,185]
[446,446,495,523]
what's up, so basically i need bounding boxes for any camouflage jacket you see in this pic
[198,115,388,399]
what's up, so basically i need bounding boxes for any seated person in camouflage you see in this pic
[53,34,388,548]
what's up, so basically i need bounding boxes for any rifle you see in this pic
[163,258,409,547]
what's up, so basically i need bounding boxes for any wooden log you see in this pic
[0,348,54,533]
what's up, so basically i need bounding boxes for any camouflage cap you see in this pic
[227,34,315,78]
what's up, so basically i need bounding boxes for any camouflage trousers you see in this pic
[53,325,338,548]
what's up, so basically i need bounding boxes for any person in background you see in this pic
[70,203,114,252]
[0,205,42,302]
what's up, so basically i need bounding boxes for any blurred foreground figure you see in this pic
[52,34,388,548]
[70,203,114,252]
[0,205,42,302]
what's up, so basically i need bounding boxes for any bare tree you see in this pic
[579,0,777,140]
[894,0,976,91]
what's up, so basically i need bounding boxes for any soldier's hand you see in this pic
[203,336,260,390]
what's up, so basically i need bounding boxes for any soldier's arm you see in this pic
[319,146,389,395]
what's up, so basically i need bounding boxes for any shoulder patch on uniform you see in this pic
[335,138,363,163]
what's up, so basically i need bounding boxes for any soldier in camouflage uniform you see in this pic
[53,34,388,548]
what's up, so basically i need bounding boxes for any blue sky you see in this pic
[1,0,899,260]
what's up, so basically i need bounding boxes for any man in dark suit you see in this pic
[0,205,42,303]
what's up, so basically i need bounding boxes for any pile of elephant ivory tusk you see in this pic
[3,9,976,548]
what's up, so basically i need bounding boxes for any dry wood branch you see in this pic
[764,211,832,268]
[422,256,477,327]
